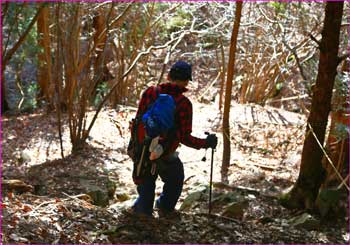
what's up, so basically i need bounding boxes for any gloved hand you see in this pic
[205,134,218,149]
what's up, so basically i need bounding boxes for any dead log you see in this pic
[2,179,34,193]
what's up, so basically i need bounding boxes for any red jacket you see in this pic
[136,83,207,155]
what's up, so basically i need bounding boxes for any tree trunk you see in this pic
[284,2,344,210]
[90,13,111,102]
[54,3,65,158]
[93,13,107,73]
[218,37,226,112]
[222,1,243,183]
[322,59,349,188]
[1,71,9,113]
[37,5,53,109]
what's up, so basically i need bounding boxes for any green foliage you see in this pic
[4,3,41,113]
[22,83,38,111]
[333,123,349,141]
[166,16,191,31]
[287,54,295,62]
[5,3,40,57]
[275,82,283,91]
[165,7,192,31]
[152,2,169,13]
[94,82,109,106]
[268,2,287,15]
[331,73,349,114]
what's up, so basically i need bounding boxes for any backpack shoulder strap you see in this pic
[141,86,160,116]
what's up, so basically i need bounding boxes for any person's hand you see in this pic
[205,134,217,149]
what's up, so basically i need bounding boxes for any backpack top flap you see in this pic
[142,93,176,138]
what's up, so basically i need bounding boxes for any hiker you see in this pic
[130,60,218,217]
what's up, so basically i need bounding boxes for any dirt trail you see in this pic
[2,102,348,244]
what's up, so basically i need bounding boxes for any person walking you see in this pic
[131,60,217,217]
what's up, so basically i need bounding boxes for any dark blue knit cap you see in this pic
[169,61,192,81]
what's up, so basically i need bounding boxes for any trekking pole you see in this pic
[136,145,147,177]
[209,147,214,215]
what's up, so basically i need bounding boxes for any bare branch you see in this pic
[257,5,278,24]
[282,39,308,81]
[77,2,133,73]
[85,17,199,138]
[3,3,25,62]
[309,33,321,48]
[156,14,197,84]
[2,3,46,70]
[150,3,182,29]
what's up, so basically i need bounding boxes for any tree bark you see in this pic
[93,13,107,73]
[1,72,9,112]
[222,1,243,183]
[54,3,65,158]
[218,37,226,112]
[285,2,344,210]
[37,5,53,109]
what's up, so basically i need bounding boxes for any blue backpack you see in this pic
[127,87,179,184]
[142,93,176,138]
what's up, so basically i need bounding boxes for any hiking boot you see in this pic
[123,207,155,220]
[157,208,181,220]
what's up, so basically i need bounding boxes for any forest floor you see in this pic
[1,95,349,244]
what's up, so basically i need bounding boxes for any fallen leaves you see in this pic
[2,104,348,244]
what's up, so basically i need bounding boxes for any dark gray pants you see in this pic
[133,154,184,215]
